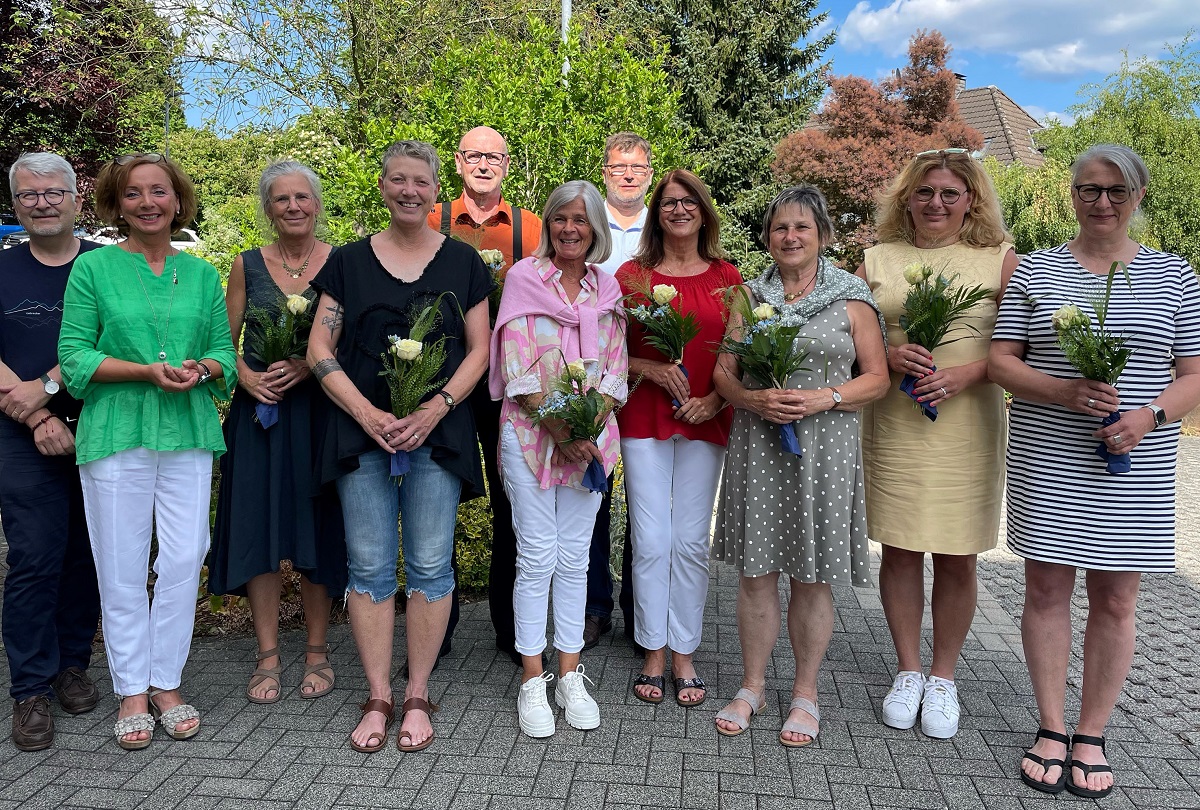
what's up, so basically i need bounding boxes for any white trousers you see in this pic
[78,447,212,696]
[622,436,724,653]
[501,423,601,656]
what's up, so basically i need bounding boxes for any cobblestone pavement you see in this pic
[1,440,1198,809]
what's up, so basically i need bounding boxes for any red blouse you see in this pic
[616,259,742,446]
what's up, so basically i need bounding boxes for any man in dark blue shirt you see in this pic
[0,152,101,750]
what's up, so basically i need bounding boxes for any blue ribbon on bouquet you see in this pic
[670,364,689,409]
[254,402,279,429]
[389,449,411,478]
[1094,411,1131,474]
[779,422,802,457]
[900,370,938,422]
[582,458,608,493]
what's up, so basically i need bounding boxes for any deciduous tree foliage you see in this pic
[1,0,179,210]
[1036,35,1200,267]
[984,157,1077,256]
[773,31,982,267]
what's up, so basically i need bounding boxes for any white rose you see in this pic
[391,338,423,361]
[285,294,310,315]
[479,248,505,267]
[752,303,775,320]
[1052,304,1088,331]
[651,284,678,305]
[902,263,928,285]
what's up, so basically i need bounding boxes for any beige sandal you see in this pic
[714,687,766,736]
[114,693,155,750]
[246,646,282,704]
[148,688,201,740]
[299,644,335,700]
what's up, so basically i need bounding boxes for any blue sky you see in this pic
[816,0,1199,124]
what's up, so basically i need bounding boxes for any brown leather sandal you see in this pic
[298,644,335,700]
[246,647,282,705]
[396,696,438,753]
[348,697,394,753]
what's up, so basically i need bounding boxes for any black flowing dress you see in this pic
[208,249,347,597]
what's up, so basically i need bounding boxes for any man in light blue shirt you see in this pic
[584,133,655,652]
[595,132,654,275]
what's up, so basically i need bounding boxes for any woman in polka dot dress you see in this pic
[711,186,890,746]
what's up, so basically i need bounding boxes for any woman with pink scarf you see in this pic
[489,180,628,739]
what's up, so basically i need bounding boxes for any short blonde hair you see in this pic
[875,151,1011,248]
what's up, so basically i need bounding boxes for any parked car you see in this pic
[90,226,204,253]
[2,227,92,249]
[0,212,23,241]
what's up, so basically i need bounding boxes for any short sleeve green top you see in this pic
[58,245,238,464]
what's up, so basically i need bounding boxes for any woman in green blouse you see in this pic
[58,154,237,750]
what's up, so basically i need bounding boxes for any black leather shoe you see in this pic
[582,616,612,651]
[53,667,99,715]
[12,696,54,751]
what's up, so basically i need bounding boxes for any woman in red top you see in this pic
[616,170,741,707]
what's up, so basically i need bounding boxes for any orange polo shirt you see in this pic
[428,195,542,273]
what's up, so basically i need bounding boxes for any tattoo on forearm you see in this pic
[321,302,344,336]
[313,358,343,381]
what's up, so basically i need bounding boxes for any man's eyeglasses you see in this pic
[915,148,970,158]
[115,153,164,165]
[605,163,651,177]
[457,150,508,166]
[913,186,965,205]
[1074,184,1130,204]
[14,189,74,207]
[659,197,699,212]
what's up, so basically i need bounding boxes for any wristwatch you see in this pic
[196,361,213,385]
[1144,403,1167,429]
[829,387,843,406]
[437,390,456,410]
[40,373,60,396]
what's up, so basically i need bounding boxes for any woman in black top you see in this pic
[307,140,491,754]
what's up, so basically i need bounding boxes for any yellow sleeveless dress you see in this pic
[860,241,1011,554]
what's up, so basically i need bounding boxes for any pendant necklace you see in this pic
[782,270,818,303]
[134,254,178,361]
[280,240,317,279]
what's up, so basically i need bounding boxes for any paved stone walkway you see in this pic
[2,440,1199,809]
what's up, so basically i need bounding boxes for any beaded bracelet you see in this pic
[30,414,55,432]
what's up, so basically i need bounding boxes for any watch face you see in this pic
[44,378,60,395]
[831,390,842,404]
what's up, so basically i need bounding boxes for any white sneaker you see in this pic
[920,676,960,739]
[881,670,926,730]
[518,671,556,738]
[555,665,600,730]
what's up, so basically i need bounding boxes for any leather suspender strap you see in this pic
[440,202,452,235]
[512,206,523,261]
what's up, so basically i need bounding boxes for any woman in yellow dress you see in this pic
[856,149,1018,739]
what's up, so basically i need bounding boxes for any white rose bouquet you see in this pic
[897,261,993,421]
[479,247,507,320]
[717,286,820,457]
[529,353,614,492]
[1051,261,1135,474]
[247,293,314,429]
[378,292,454,480]
[622,273,702,407]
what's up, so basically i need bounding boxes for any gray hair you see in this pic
[258,160,323,221]
[382,140,440,179]
[761,185,835,247]
[9,152,76,197]
[534,180,612,265]
[1071,144,1150,193]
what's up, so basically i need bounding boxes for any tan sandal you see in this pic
[779,696,820,747]
[298,644,335,700]
[246,646,282,705]
[714,687,766,736]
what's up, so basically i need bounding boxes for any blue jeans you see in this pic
[336,448,459,603]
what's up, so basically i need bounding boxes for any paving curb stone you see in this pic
[2,438,1198,808]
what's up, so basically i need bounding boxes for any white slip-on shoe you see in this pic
[920,676,960,739]
[555,665,600,730]
[518,671,556,738]
[881,670,926,730]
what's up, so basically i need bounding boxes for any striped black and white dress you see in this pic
[992,244,1200,572]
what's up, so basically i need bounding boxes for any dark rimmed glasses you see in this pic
[1074,184,1130,204]
[457,150,508,166]
[659,196,699,212]
[913,186,966,204]
[14,188,74,207]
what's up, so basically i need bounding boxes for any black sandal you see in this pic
[673,676,707,707]
[1020,728,1069,794]
[1066,733,1113,799]
[632,673,665,704]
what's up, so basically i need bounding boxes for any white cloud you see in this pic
[839,0,1198,80]
[1022,105,1075,126]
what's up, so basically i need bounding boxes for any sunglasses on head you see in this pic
[115,153,164,166]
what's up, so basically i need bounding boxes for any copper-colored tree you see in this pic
[773,30,982,267]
